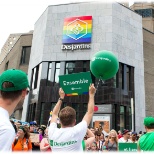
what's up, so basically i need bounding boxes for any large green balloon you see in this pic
[90,50,119,80]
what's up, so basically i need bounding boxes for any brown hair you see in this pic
[146,125,154,129]
[19,126,30,139]
[59,106,76,127]
[0,82,22,101]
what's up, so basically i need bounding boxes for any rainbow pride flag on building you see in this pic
[62,16,92,44]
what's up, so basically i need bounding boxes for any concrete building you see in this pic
[130,2,154,117]
[0,31,33,119]
[130,2,154,32]
[21,2,145,132]
[143,28,154,116]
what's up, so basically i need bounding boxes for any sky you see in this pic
[0,0,152,50]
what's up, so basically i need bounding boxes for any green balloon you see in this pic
[90,50,119,80]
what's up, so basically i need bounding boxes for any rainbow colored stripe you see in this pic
[62,16,92,44]
[65,92,88,96]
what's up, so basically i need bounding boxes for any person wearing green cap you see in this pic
[0,69,29,151]
[138,117,154,151]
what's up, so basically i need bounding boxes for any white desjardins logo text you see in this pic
[50,140,77,147]
[61,44,90,51]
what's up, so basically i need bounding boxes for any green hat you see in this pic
[144,117,154,127]
[0,69,29,91]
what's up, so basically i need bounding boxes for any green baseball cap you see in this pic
[0,69,29,91]
[144,117,154,127]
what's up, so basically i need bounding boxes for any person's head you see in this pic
[29,121,37,132]
[90,128,95,135]
[95,131,100,141]
[118,130,122,135]
[95,127,99,131]
[144,117,154,132]
[90,142,98,151]
[131,131,137,141]
[109,129,118,142]
[44,128,49,139]
[59,106,76,127]
[17,126,30,139]
[122,129,130,140]
[100,132,104,140]
[38,128,45,136]
[0,69,29,113]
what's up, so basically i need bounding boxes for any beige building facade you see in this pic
[143,28,154,116]
[130,2,154,32]
[130,2,154,117]
[0,31,33,119]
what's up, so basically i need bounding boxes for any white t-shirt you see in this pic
[118,137,132,143]
[0,107,15,151]
[48,120,87,151]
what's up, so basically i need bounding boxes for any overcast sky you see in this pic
[0,0,152,50]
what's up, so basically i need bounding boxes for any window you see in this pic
[31,65,39,89]
[51,102,56,110]
[5,61,9,70]
[54,62,60,84]
[65,62,75,74]
[129,107,132,131]
[120,106,125,130]
[127,66,130,91]
[20,46,31,64]
[135,9,153,18]
[27,103,36,122]
[83,61,90,72]
[119,63,124,89]
[48,62,53,82]
[40,103,45,125]
[113,74,118,88]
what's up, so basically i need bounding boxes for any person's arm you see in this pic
[50,88,65,123]
[85,129,95,147]
[40,138,50,152]
[82,84,96,126]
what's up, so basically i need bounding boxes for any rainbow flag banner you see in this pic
[62,16,92,44]
[59,72,92,96]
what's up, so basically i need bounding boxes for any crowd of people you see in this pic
[9,119,151,152]
[0,69,154,152]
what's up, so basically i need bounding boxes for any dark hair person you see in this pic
[0,69,29,151]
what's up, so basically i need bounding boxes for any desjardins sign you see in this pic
[62,16,92,51]
[61,44,91,51]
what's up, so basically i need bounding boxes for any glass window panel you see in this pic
[49,63,52,69]
[65,62,75,74]
[54,63,60,83]
[56,63,60,68]
[51,102,56,110]
[120,106,124,114]
[129,107,132,130]
[120,114,125,130]
[48,62,52,82]
[40,103,45,125]
[119,63,124,89]
[127,66,130,91]
[20,46,31,64]
[120,106,125,131]
[72,103,80,112]
[135,9,152,17]
[32,68,36,89]
[55,69,60,83]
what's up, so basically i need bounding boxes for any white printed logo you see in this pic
[66,19,87,40]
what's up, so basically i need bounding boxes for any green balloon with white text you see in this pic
[90,50,119,80]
